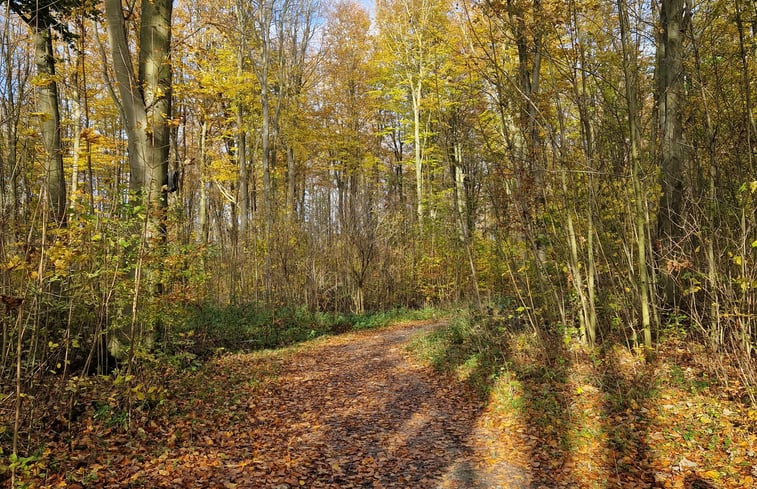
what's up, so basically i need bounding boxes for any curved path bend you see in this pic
[43,322,532,488]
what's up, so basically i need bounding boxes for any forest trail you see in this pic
[36,321,531,488]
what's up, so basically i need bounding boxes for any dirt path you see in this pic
[37,321,532,488]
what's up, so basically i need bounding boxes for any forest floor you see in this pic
[7,319,757,488]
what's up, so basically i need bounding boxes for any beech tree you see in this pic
[1,0,81,223]
[103,0,172,216]
[102,0,173,357]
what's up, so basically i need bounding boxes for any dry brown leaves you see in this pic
[9,322,756,489]
[15,321,525,488]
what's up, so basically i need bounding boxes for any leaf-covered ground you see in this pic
[8,319,757,488]
[408,319,757,489]
[10,320,523,488]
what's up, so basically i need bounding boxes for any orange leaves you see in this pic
[11,321,757,489]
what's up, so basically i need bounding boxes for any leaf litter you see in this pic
[7,321,757,489]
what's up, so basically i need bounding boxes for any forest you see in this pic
[0,0,756,486]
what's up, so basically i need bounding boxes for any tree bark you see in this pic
[34,25,66,223]
[657,0,688,254]
[412,81,423,223]
[138,0,173,206]
[103,0,173,356]
[104,0,172,208]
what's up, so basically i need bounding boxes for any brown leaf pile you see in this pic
[12,321,528,488]
[8,321,757,489]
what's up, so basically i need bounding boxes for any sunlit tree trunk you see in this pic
[104,0,173,355]
[34,25,66,223]
[68,30,84,211]
[104,0,172,208]
[199,119,209,244]
[618,0,652,348]
[411,80,424,222]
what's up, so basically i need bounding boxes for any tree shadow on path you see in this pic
[42,322,510,488]
[249,322,524,488]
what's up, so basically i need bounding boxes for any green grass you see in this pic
[165,304,440,358]
[407,309,504,394]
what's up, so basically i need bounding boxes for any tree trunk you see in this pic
[657,0,687,264]
[34,26,66,223]
[287,144,296,221]
[237,104,249,239]
[104,0,172,208]
[138,0,172,207]
[199,120,209,244]
[234,4,249,239]
[412,81,423,224]
[618,0,653,348]
[69,34,83,210]
[103,0,173,356]
[260,4,273,299]
[735,0,755,175]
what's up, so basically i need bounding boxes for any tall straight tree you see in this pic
[618,0,653,347]
[104,0,172,215]
[656,0,689,264]
[376,0,446,225]
[3,0,74,223]
[103,0,172,357]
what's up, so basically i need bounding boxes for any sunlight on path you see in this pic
[238,321,534,488]
[32,321,535,488]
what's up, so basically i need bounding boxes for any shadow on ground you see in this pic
[412,314,665,488]
[25,318,748,489]
[31,322,511,488]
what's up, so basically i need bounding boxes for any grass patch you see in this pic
[167,304,441,358]
[407,309,505,394]
[408,305,757,488]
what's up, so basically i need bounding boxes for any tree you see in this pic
[656,0,689,304]
[103,0,173,356]
[2,0,82,223]
[618,0,653,347]
[376,0,447,225]
[103,0,172,214]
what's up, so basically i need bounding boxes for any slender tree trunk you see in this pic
[237,105,249,239]
[235,6,249,240]
[3,8,22,242]
[412,81,423,224]
[287,144,296,220]
[618,0,652,348]
[691,19,723,347]
[735,0,755,174]
[34,25,66,223]
[657,0,688,300]
[199,120,208,244]
[260,6,273,299]
[70,66,81,209]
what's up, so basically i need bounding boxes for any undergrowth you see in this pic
[408,305,757,488]
[162,304,440,360]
